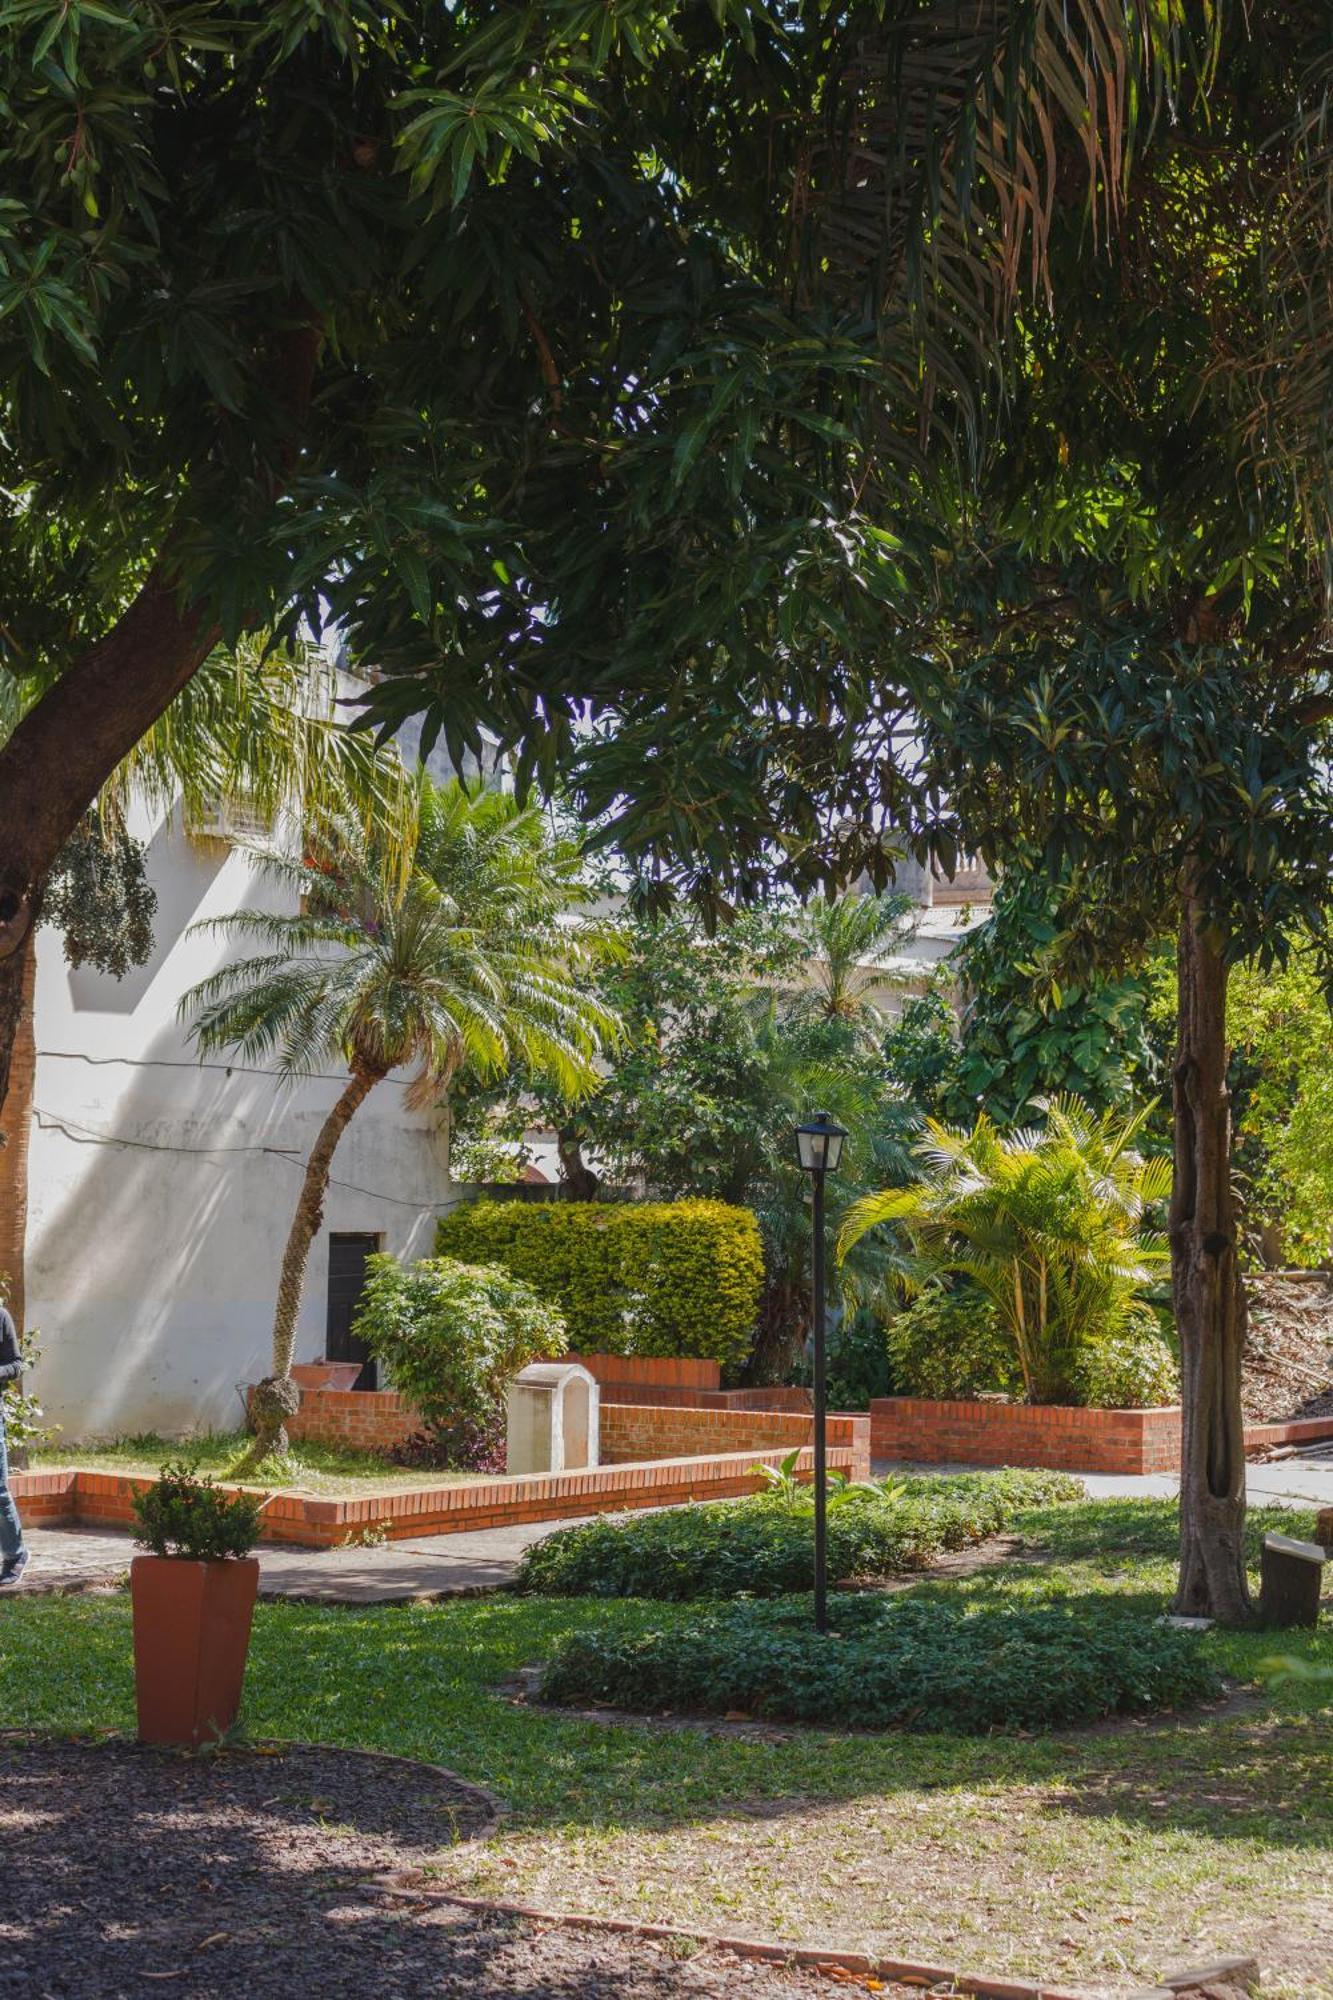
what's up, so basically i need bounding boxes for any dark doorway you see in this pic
[325,1232,381,1389]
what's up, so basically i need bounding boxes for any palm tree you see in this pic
[0,635,411,1334]
[839,1096,1171,1404]
[797,892,919,1038]
[183,777,617,1464]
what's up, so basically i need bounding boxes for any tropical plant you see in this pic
[353,1253,567,1469]
[183,777,616,1464]
[840,1098,1171,1404]
[795,892,919,1038]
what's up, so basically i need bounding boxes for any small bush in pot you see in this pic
[130,1462,263,1748]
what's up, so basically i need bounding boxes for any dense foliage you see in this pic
[881,1285,1017,1401]
[132,1462,262,1562]
[435,1198,762,1373]
[1073,1307,1180,1411]
[0,0,1182,1158]
[951,876,1160,1122]
[354,1254,567,1469]
[452,896,928,1379]
[514,1468,1080,1600]
[842,1098,1170,1404]
[539,1594,1219,1732]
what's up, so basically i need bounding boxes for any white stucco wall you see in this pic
[25,800,455,1440]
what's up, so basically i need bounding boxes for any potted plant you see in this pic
[130,1461,263,1748]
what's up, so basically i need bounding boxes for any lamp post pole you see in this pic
[795,1109,846,1641]
[811,1160,828,1636]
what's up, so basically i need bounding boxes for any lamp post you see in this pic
[795,1109,847,1635]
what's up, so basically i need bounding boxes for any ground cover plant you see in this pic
[30,1433,487,1498]
[514,1469,1080,1600]
[3,1496,1331,1997]
[538,1594,1221,1733]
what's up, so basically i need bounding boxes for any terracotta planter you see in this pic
[291,1361,363,1392]
[130,1555,260,1748]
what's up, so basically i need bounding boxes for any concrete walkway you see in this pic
[876,1455,1333,1512]
[18,1455,1333,1605]
[18,1515,571,1603]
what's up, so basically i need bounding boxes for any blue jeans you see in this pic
[0,1402,24,1564]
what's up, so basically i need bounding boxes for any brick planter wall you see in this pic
[601,1404,871,1482]
[870,1397,1333,1474]
[280,1387,420,1455]
[278,1381,871,1484]
[566,1354,721,1392]
[11,1442,859,1550]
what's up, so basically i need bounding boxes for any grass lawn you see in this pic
[2,1497,1330,1997]
[31,1430,487,1497]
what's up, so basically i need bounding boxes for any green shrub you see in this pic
[1076,1305,1180,1408]
[435,1198,762,1372]
[354,1254,567,1464]
[515,1467,1081,1600]
[881,1284,1019,1400]
[132,1461,262,1561]
[538,1594,1221,1732]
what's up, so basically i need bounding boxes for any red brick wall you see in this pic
[602,1404,871,1482]
[869,1397,1185,1474]
[566,1354,721,1391]
[280,1387,420,1455]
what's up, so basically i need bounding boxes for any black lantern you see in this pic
[795,1110,847,1634]
[795,1110,847,1176]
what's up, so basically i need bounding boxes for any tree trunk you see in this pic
[0,570,218,1116]
[556,1124,599,1200]
[1170,886,1255,1627]
[242,1063,384,1466]
[0,927,37,1331]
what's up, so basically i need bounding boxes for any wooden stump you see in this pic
[1258,1532,1324,1629]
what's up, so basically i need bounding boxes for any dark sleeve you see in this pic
[0,1309,21,1384]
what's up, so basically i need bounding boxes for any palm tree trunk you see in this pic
[1171,884,1254,1627]
[242,1062,383,1466]
[0,927,36,1333]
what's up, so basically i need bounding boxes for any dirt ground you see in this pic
[0,1737,959,2000]
[1243,1273,1333,1424]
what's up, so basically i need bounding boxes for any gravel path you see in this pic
[0,1738,925,2000]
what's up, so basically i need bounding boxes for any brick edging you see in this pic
[368,1877,1092,1999]
[12,1445,859,1548]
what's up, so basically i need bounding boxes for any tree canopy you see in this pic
[0,0,1194,1059]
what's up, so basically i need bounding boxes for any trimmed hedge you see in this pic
[538,1595,1221,1733]
[436,1198,762,1371]
[514,1467,1081,1600]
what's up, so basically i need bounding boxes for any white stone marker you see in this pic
[506,1360,600,1476]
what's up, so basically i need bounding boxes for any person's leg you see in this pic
[0,1404,25,1567]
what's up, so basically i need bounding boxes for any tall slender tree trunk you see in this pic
[0,927,36,1331]
[1170,883,1254,1627]
[242,1062,384,1466]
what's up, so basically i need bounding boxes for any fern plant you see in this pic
[840,1096,1171,1404]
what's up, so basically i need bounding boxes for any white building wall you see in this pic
[26,799,454,1441]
